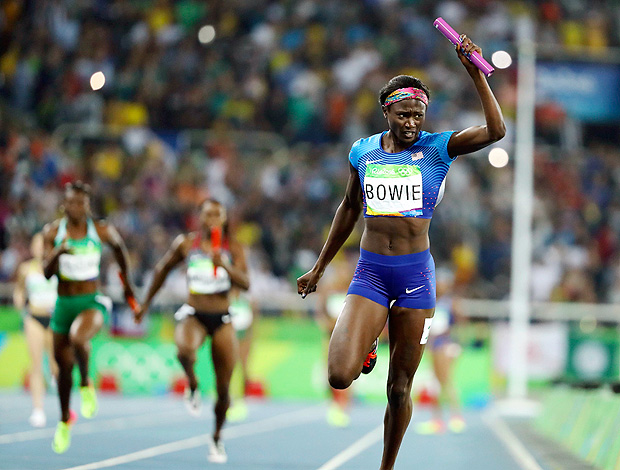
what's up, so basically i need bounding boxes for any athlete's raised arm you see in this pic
[447,35,506,157]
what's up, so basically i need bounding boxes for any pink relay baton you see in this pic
[433,17,494,77]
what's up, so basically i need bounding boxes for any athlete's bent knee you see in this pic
[328,369,355,390]
[176,348,194,362]
[216,391,230,406]
[57,361,73,376]
[215,382,230,399]
[54,348,73,367]
[69,332,89,350]
[386,383,412,408]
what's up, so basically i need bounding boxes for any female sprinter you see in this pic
[14,232,59,427]
[135,199,249,464]
[297,35,505,469]
[43,181,136,454]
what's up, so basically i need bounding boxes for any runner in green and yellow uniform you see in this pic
[42,182,136,454]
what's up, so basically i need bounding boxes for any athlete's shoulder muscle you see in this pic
[348,133,382,169]
[94,219,111,240]
[42,220,60,240]
[418,130,456,163]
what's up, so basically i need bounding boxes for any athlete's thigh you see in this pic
[45,328,59,374]
[174,316,207,352]
[44,327,55,355]
[387,305,434,381]
[24,316,46,361]
[211,323,238,384]
[329,294,389,364]
[70,309,104,342]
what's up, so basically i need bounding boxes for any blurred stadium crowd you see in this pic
[1,0,620,303]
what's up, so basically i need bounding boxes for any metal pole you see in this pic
[508,16,536,400]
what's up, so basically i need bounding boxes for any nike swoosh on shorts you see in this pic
[405,286,424,294]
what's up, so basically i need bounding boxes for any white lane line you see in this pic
[0,408,182,444]
[223,405,323,439]
[316,424,383,470]
[62,435,208,470]
[0,427,54,444]
[61,406,322,470]
[482,411,544,470]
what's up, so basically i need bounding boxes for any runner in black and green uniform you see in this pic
[42,182,136,454]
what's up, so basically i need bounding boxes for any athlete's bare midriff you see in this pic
[58,279,98,296]
[361,217,430,255]
[187,292,230,313]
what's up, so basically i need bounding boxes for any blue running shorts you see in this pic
[347,248,436,309]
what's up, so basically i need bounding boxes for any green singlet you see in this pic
[50,218,110,334]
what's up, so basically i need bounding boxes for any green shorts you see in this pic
[51,293,111,334]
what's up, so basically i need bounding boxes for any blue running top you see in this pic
[348,130,456,219]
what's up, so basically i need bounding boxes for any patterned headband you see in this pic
[383,87,429,107]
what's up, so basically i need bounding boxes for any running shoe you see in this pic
[448,416,467,433]
[80,385,98,419]
[207,436,228,463]
[327,404,350,428]
[29,408,46,428]
[52,421,71,454]
[227,399,248,422]
[184,388,202,417]
[415,419,445,435]
[362,338,378,374]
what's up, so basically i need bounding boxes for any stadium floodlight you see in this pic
[198,25,216,44]
[489,147,509,168]
[90,71,105,91]
[492,50,513,69]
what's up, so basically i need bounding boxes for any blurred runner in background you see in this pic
[43,181,136,454]
[13,232,59,428]
[416,267,466,435]
[136,199,249,464]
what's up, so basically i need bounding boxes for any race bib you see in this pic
[58,238,101,281]
[420,317,433,345]
[58,252,101,281]
[430,305,450,336]
[187,256,232,295]
[364,164,422,216]
[26,273,58,311]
